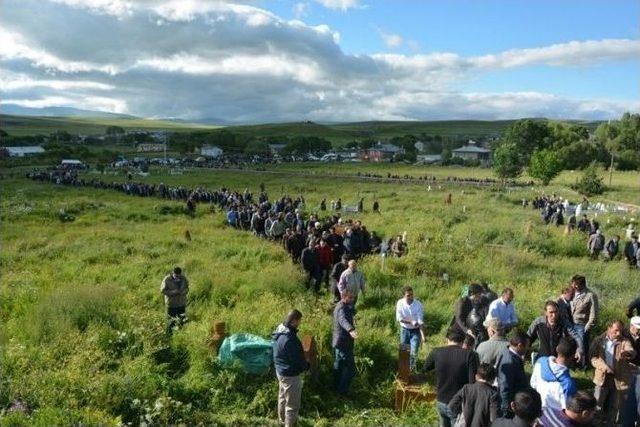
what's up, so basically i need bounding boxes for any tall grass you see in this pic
[0,167,637,425]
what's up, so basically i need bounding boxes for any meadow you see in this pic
[1,165,638,426]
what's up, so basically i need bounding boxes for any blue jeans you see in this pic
[334,348,355,395]
[573,324,590,367]
[436,400,454,427]
[400,327,421,371]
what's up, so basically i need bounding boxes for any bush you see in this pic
[571,162,605,196]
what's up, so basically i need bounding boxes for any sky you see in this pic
[0,0,638,123]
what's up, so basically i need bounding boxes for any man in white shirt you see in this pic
[337,260,365,303]
[486,288,519,332]
[396,285,426,371]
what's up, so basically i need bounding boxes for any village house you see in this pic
[452,140,491,163]
[137,143,166,152]
[360,141,404,162]
[200,145,224,158]
[0,146,46,157]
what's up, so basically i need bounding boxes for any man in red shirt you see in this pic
[316,239,334,290]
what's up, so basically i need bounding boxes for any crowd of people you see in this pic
[533,194,640,268]
[270,278,640,427]
[26,167,640,426]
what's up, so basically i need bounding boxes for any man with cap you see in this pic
[160,267,189,335]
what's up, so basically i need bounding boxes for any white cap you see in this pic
[631,316,640,328]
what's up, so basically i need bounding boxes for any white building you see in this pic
[1,146,45,157]
[200,145,223,158]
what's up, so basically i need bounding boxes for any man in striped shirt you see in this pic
[539,390,597,426]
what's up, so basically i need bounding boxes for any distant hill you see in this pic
[1,104,137,119]
[0,114,220,137]
[1,114,603,143]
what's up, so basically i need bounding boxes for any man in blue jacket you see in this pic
[272,309,310,427]
[333,290,358,396]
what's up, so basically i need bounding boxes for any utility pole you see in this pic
[607,120,614,187]
[164,132,167,163]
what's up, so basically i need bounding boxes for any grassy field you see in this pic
[1,165,638,425]
[0,114,218,136]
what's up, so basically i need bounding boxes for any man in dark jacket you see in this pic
[330,255,349,303]
[300,241,320,292]
[272,309,310,427]
[451,283,490,345]
[333,291,358,396]
[449,363,498,427]
[491,389,543,427]
[527,301,584,362]
[495,330,530,417]
[424,328,479,427]
[624,234,640,268]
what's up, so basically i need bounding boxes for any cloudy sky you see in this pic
[1,0,638,123]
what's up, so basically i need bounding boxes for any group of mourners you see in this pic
[27,167,640,427]
[271,275,640,427]
[533,194,640,268]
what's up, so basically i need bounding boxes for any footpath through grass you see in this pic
[0,167,638,425]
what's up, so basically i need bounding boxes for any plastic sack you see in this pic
[217,333,273,374]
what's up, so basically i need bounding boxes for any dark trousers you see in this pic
[334,348,355,396]
[166,306,186,335]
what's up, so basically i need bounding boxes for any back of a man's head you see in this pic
[512,389,542,423]
[566,390,597,418]
[446,328,466,345]
[556,337,577,359]
[509,329,529,348]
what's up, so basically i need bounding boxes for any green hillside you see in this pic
[0,115,219,137]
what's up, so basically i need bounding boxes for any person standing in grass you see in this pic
[448,363,499,427]
[570,275,598,366]
[160,267,189,335]
[485,288,519,333]
[396,285,426,372]
[495,330,530,418]
[590,319,636,427]
[272,309,310,427]
[337,260,365,304]
[333,290,358,396]
[423,328,479,427]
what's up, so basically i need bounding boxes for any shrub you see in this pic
[571,162,605,196]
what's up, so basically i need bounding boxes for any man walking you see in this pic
[272,310,310,427]
[337,260,365,303]
[333,290,358,396]
[160,267,189,335]
[396,286,426,372]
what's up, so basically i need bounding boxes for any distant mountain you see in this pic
[0,104,137,119]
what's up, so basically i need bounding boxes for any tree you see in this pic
[492,142,522,180]
[105,126,125,136]
[500,119,551,166]
[572,162,605,196]
[528,149,562,185]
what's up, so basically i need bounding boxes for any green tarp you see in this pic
[217,333,273,374]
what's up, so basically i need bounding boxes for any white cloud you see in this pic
[378,30,403,49]
[314,0,360,11]
[293,2,309,20]
[0,0,637,122]
[1,95,127,113]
